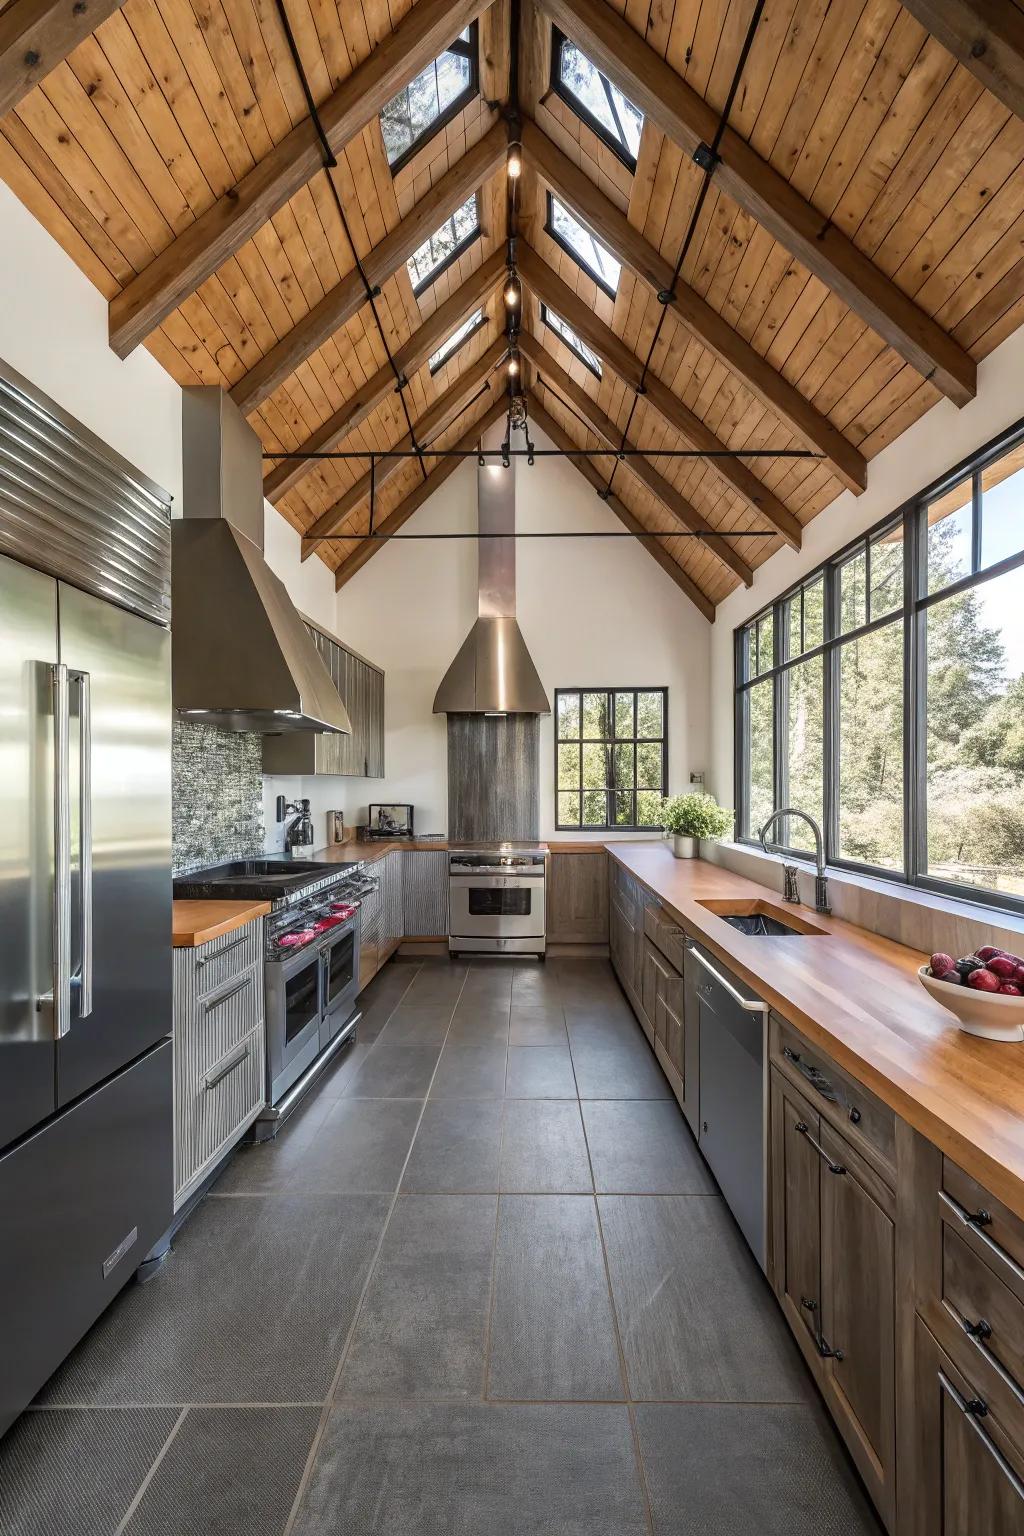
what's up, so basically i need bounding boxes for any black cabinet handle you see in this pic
[795,1121,847,1175]
[964,1317,993,1342]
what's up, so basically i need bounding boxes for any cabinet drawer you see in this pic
[643,902,686,972]
[176,963,264,1076]
[174,1026,265,1200]
[180,919,262,997]
[943,1159,1024,1282]
[771,1016,895,1182]
[937,1223,1024,1426]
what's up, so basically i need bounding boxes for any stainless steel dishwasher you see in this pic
[686,942,769,1272]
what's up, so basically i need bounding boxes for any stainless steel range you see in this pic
[448,846,547,958]
[173,857,377,1128]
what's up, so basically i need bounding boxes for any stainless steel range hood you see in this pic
[433,424,549,715]
[173,388,352,734]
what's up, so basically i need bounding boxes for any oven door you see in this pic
[321,922,358,1044]
[449,875,545,938]
[265,944,323,1102]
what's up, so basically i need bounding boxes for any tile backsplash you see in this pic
[172,721,264,874]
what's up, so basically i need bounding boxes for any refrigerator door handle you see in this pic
[52,663,72,1039]
[74,669,93,1019]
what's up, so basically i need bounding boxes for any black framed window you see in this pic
[734,420,1024,914]
[556,688,667,830]
[540,303,602,377]
[379,25,478,175]
[550,27,644,171]
[406,193,480,294]
[545,193,621,297]
[428,308,485,374]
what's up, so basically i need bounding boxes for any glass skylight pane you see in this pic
[406,195,479,291]
[549,198,621,293]
[429,309,483,371]
[541,305,602,375]
[380,39,474,167]
[557,36,644,164]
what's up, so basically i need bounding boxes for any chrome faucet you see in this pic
[758,808,831,915]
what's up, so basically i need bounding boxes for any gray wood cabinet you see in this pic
[263,621,384,778]
[403,850,448,938]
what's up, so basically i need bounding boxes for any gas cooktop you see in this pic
[173,856,363,907]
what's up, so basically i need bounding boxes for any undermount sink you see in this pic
[697,899,827,937]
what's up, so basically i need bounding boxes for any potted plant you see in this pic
[660,792,734,858]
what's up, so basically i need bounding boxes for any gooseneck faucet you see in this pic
[758,808,831,915]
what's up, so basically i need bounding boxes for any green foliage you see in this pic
[661,793,733,840]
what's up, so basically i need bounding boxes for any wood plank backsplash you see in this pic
[447,715,539,841]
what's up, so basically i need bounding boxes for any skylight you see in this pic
[379,26,478,174]
[551,28,644,171]
[429,309,484,373]
[406,195,480,294]
[541,304,602,377]
[546,195,622,297]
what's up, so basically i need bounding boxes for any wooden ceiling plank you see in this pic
[334,393,508,588]
[517,240,802,548]
[107,0,490,356]
[304,333,509,555]
[901,0,1024,124]
[521,118,867,493]
[229,122,506,414]
[263,245,507,499]
[527,393,716,620]
[0,0,125,121]
[519,330,754,587]
[536,0,977,407]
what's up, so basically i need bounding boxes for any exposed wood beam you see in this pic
[536,0,977,407]
[521,120,867,495]
[519,331,754,588]
[518,242,802,549]
[527,394,715,620]
[264,248,507,502]
[0,0,124,118]
[231,125,506,416]
[303,335,509,557]
[902,0,1024,123]
[335,396,509,589]
[107,0,489,358]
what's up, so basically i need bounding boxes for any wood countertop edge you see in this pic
[172,899,272,948]
[604,842,1024,1220]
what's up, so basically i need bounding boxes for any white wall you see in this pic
[331,424,712,839]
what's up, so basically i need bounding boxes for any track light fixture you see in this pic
[506,142,522,179]
[503,277,520,309]
[508,355,520,376]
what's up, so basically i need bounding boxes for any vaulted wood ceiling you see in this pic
[2,0,1023,616]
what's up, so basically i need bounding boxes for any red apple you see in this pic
[967,968,1001,992]
[939,969,963,985]
[1014,965,1024,986]
[999,983,1023,996]
[930,952,955,976]
[977,945,1004,961]
[988,955,1018,979]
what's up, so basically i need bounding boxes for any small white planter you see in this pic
[671,834,698,859]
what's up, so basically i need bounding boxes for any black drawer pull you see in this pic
[849,1106,862,1124]
[967,1208,993,1229]
[795,1121,847,1175]
[939,1373,1024,1500]
[964,1317,993,1342]
[784,1045,839,1104]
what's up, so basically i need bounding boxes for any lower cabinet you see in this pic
[546,851,608,943]
[403,849,449,938]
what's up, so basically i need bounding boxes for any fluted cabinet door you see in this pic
[403,851,448,938]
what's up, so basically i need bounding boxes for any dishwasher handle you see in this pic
[687,943,768,1014]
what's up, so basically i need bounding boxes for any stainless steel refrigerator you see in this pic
[0,362,174,1437]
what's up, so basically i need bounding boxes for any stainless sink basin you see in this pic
[719,913,809,937]
[697,899,827,937]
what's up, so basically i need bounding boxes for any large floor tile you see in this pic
[401,1100,503,1193]
[504,1045,577,1098]
[340,1044,440,1099]
[124,1406,320,1536]
[216,1098,422,1195]
[508,1008,568,1046]
[376,1006,453,1047]
[636,1402,881,1534]
[338,1195,496,1399]
[313,1038,374,1098]
[401,963,467,1006]
[429,1043,508,1099]
[446,1004,511,1045]
[488,1196,623,1401]
[499,1100,592,1193]
[290,1401,647,1536]
[40,1193,390,1405]
[582,1101,716,1194]
[570,1038,671,1099]
[598,1196,809,1402]
[0,1408,178,1536]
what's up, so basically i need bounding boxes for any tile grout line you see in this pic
[111,1405,189,1536]
[482,987,512,1401]
[281,963,472,1536]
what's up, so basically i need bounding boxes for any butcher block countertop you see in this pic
[607,842,1024,1220]
[172,899,271,948]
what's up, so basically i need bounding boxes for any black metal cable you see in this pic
[601,0,767,502]
[273,0,428,484]
[263,444,818,461]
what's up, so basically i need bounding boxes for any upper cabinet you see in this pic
[263,622,384,778]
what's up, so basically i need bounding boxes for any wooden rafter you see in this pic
[264,249,507,502]
[517,242,802,549]
[0,0,124,119]
[537,0,977,408]
[901,0,1024,124]
[231,125,506,416]
[107,0,490,358]
[334,395,509,589]
[526,393,715,621]
[303,335,509,557]
[519,332,755,588]
[520,120,867,495]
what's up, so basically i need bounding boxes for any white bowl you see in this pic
[918,965,1024,1042]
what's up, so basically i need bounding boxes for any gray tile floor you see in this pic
[1,956,882,1535]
